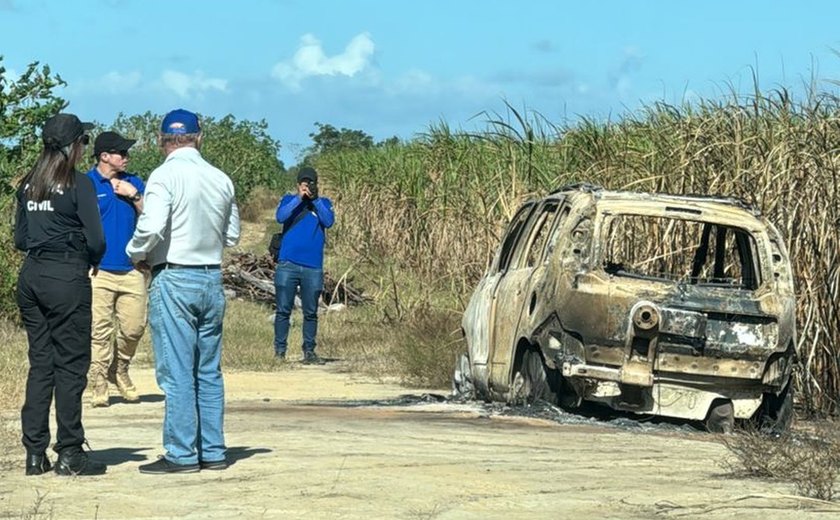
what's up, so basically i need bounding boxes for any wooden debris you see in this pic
[222,252,368,307]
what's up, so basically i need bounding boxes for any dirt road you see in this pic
[1,365,835,519]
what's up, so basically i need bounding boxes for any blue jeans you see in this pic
[148,268,226,465]
[273,261,323,356]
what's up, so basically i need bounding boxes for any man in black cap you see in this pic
[85,131,146,407]
[273,166,335,364]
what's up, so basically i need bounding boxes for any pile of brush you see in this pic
[222,252,368,308]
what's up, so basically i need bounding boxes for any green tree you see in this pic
[306,122,374,159]
[99,111,164,177]
[201,114,286,197]
[377,136,401,148]
[105,112,286,199]
[0,57,68,320]
[0,57,67,194]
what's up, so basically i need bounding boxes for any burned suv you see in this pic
[455,184,796,432]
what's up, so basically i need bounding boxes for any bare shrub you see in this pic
[720,424,840,501]
[391,305,465,389]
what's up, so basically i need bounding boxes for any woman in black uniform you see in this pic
[14,113,108,476]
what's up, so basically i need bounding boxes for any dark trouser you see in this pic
[16,256,92,455]
[273,261,323,356]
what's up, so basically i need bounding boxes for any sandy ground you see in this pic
[1,365,837,520]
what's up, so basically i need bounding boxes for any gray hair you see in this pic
[159,132,200,149]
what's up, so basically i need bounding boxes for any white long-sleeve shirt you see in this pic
[126,146,240,266]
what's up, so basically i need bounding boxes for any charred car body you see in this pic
[455,184,796,432]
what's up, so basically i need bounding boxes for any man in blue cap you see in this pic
[127,109,240,474]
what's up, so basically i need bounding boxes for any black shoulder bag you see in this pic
[268,204,310,259]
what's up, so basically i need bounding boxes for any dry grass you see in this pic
[0,321,28,472]
[315,249,466,388]
[317,291,464,388]
[238,185,281,223]
[318,94,840,415]
[390,306,464,388]
[0,321,28,410]
[720,423,840,501]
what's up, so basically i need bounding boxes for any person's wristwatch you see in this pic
[130,192,142,202]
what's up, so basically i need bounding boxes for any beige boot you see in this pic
[89,371,110,408]
[115,358,140,402]
[106,358,117,385]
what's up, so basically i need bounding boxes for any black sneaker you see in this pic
[199,459,229,471]
[139,457,200,474]
[25,452,52,476]
[301,352,326,365]
[55,446,106,476]
[274,352,286,362]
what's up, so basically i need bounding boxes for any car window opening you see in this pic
[524,202,560,267]
[603,215,760,290]
[496,204,534,273]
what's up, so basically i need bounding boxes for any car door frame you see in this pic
[463,201,537,372]
[487,198,568,390]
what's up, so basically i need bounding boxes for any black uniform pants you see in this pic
[16,256,92,454]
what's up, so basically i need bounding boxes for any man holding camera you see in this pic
[273,167,334,364]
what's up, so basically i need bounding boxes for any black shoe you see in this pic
[274,352,286,362]
[301,352,326,365]
[55,446,106,476]
[199,459,229,471]
[139,457,200,474]
[25,452,52,476]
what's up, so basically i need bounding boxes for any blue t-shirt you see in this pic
[86,166,145,272]
[275,194,335,269]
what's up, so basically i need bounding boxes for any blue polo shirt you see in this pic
[86,166,145,272]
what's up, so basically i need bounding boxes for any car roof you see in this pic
[545,183,764,225]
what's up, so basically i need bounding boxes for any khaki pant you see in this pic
[90,269,147,378]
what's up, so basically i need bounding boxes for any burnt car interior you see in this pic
[603,215,761,290]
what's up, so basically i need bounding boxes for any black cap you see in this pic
[94,131,137,157]
[297,166,318,182]
[42,113,94,149]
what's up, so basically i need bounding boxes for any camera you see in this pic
[305,180,319,200]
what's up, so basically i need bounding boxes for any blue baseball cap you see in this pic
[160,109,200,135]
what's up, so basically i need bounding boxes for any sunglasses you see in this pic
[80,134,90,145]
[107,150,130,158]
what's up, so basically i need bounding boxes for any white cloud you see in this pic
[63,70,140,95]
[391,69,435,94]
[159,70,228,98]
[272,32,375,90]
[69,69,227,99]
[98,70,142,93]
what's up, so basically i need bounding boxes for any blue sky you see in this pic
[2,0,839,166]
